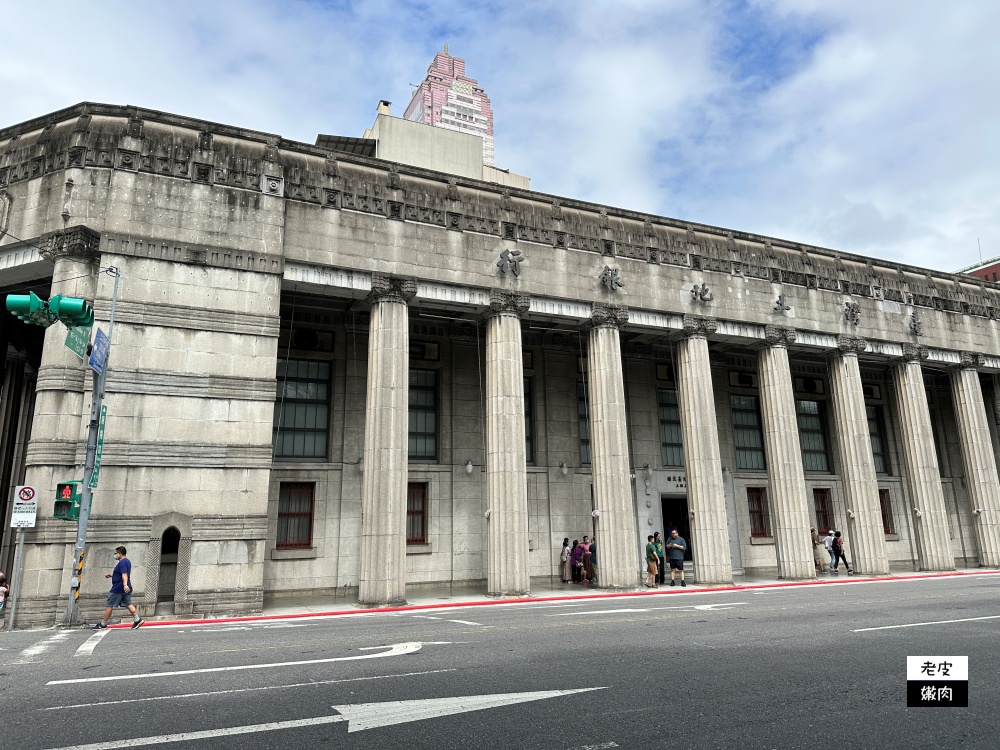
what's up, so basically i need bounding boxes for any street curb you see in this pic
[105,568,1000,629]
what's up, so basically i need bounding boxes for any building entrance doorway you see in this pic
[157,527,180,603]
[660,496,692,561]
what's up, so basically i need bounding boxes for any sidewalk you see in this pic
[117,566,999,629]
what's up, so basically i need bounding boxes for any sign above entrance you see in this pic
[663,474,687,494]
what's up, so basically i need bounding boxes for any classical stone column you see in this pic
[358,273,416,606]
[827,336,889,575]
[756,327,815,579]
[676,315,732,584]
[586,303,639,590]
[950,352,1000,567]
[890,345,953,570]
[484,290,530,597]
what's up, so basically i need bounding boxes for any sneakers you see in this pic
[131,618,145,629]
[91,622,107,630]
[670,580,676,587]
[681,580,687,587]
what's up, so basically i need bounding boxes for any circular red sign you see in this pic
[17,486,35,502]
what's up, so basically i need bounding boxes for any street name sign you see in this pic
[64,325,92,360]
[89,405,108,489]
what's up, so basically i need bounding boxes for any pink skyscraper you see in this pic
[404,45,495,166]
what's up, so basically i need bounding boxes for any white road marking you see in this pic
[853,614,1000,632]
[445,619,488,626]
[46,641,452,685]
[565,743,620,750]
[44,669,459,710]
[548,609,650,616]
[410,615,442,620]
[14,631,72,662]
[74,630,109,657]
[547,602,746,617]
[41,688,606,748]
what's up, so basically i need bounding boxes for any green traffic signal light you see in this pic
[54,480,83,521]
[5,291,57,327]
[48,294,94,328]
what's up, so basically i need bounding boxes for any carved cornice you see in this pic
[587,302,629,330]
[956,351,986,371]
[367,272,416,305]
[898,344,929,363]
[39,225,100,264]
[681,314,717,339]
[760,325,797,349]
[485,289,530,319]
[833,334,867,355]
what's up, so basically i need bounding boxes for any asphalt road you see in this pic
[1,575,997,750]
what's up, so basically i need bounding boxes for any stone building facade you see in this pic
[1,103,999,627]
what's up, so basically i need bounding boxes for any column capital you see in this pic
[681,314,717,339]
[39,226,101,264]
[485,289,530,319]
[897,343,929,363]
[368,272,416,305]
[832,334,866,355]
[955,351,986,371]
[759,325,797,349]
[586,302,629,330]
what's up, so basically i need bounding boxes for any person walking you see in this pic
[822,529,836,569]
[666,529,688,587]
[644,535,659,588]
[560,538,572,583]
[831,531,853,575]
[653,532,666,585]
[92,546,144,629]
[811,527,828,573]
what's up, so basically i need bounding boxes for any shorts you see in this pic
[669,558,684,571]
[647,560,658,574]
[106,591,132,608]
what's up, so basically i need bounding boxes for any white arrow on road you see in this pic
[47,641,452,685]
[42,688,606,749]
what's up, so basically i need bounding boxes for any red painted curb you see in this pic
[105,568,1000,629]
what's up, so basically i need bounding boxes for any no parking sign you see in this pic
[11,486,39,528]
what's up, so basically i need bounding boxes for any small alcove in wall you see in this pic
[157,526,181,604]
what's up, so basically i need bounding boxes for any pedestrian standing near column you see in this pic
[92,546,144,629]
[666,529,688,587]
[811,527,828,573]
[644,535,659,588]
[653,532,666,585]
[560,538,572,584]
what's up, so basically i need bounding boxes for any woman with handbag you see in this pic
[560,538,572,583]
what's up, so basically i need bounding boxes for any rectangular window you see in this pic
[879,488,896,535]
[276,483,314,549]
[747,487,771,537]
[797,400,830,472]
[524,376,534,464]
[867,405,890,474]
[732,395,766,470]
[273,359,331,459]
[408,369,437,461]
[813,488,833,534]
[407,482,427,544]
[658,388,684,467]
[578,377,591,466]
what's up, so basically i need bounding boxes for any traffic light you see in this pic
[5,291,57,327]
[54,480,83,521]
[48,295,94,328]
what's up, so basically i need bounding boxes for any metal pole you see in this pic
[6,528,25,631]
[63,266,120,626]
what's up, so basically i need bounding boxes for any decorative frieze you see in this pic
[957,351,986,370]
[834,334,867,354]
[588,302,629,330]
[39,226,101,263]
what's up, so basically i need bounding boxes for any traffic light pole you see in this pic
[63,267,120,626]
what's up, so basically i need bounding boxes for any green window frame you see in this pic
[732,394,766,470]
[578,376,591,466]
[658,388,684,467]
[524,375,535,464]
[797,400,830,473]
[273,359,331,460]
[409,369,437,461]
[867,405,890,475]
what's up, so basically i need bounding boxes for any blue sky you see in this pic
[2,0,996,272]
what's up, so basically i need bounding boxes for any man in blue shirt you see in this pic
[666,529,688,587]
[92,545,144,629]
